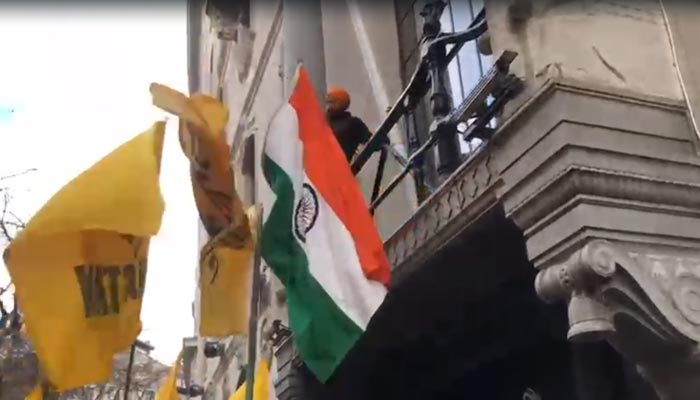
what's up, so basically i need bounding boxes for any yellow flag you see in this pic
[230,359,272,400]
[3,122,166,390]
[150,83,253,337]
[24,385,42,400]
[155,353,182,400]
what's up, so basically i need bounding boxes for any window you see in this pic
[206,0,251,41]
[395,0,492,157]
[206,0,250,28]
[439,0,493,155]
[440,0,492,105]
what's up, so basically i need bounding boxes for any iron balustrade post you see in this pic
[421,0,461,181]
[369,146,389,213]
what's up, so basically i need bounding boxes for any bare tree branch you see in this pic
[0,168,37,182]
[0,283,13,298]
[54,349,171,400]
[0,170,31,244]
[0,192,14,243]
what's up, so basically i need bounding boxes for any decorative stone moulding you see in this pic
[535,239,700,400]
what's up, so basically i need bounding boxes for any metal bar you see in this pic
[351,60,428,174]
[450,51,517,125]
[433,13,486,47]
[461,76,522,142]
[370,147,388,211]
[134,339,154,353]
[244,204,263,400]
[352,8,488,176]
[386,144,408,168]
[444,7,486,62]
[370,135,437,212]
[123,343,136,400]
[367,51,519,211]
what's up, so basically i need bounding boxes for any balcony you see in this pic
[350,4,522,284]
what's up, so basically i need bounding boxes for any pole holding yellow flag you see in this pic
[244,204,263,400]
[4,122,166,391]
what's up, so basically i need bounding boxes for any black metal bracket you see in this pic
[177,384,204,397]
[203,340,226,358]
[270,319,292,347]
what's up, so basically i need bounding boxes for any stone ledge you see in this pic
[384,149,503,282]
[510,165,700,237]
[486,77,700,271]
[527,198,700,269]
[383,77,698,285]
[495,78,688,144]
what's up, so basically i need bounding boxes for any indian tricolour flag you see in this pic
[260,66,391,382]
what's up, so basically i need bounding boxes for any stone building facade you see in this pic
[185,0,700,399]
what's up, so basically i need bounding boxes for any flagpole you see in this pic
[245,203,263,400]
[123,343,136,400]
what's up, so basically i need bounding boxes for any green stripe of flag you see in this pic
[261,154,362,382]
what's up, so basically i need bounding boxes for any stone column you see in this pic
[281,0,326,101]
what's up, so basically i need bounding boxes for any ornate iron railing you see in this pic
[351,0,523,214]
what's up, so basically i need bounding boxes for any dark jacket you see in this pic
[327,110,372,163]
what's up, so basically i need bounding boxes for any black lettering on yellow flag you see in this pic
[4,122,166,391]
[74,261,148,318]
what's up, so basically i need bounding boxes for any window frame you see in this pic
[394,0,492,158]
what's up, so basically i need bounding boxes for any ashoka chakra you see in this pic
[294,183,319,243]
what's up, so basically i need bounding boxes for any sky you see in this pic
[0,3,197,365]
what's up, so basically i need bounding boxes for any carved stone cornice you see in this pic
[536,239,700,400]
[384,149,503,282]
[510,165,700,237]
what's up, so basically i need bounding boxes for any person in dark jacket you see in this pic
[325,87,384,163]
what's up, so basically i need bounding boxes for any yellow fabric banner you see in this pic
[3,122,166,390]
[229,359,272,400]
[24,385,42,400]
[155,353,182,400]
[150,83,253,337]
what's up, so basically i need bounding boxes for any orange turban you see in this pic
[326,87,351,112]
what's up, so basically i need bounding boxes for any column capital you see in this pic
[536,239,700,399]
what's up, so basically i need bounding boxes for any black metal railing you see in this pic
[351,0,523,214]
